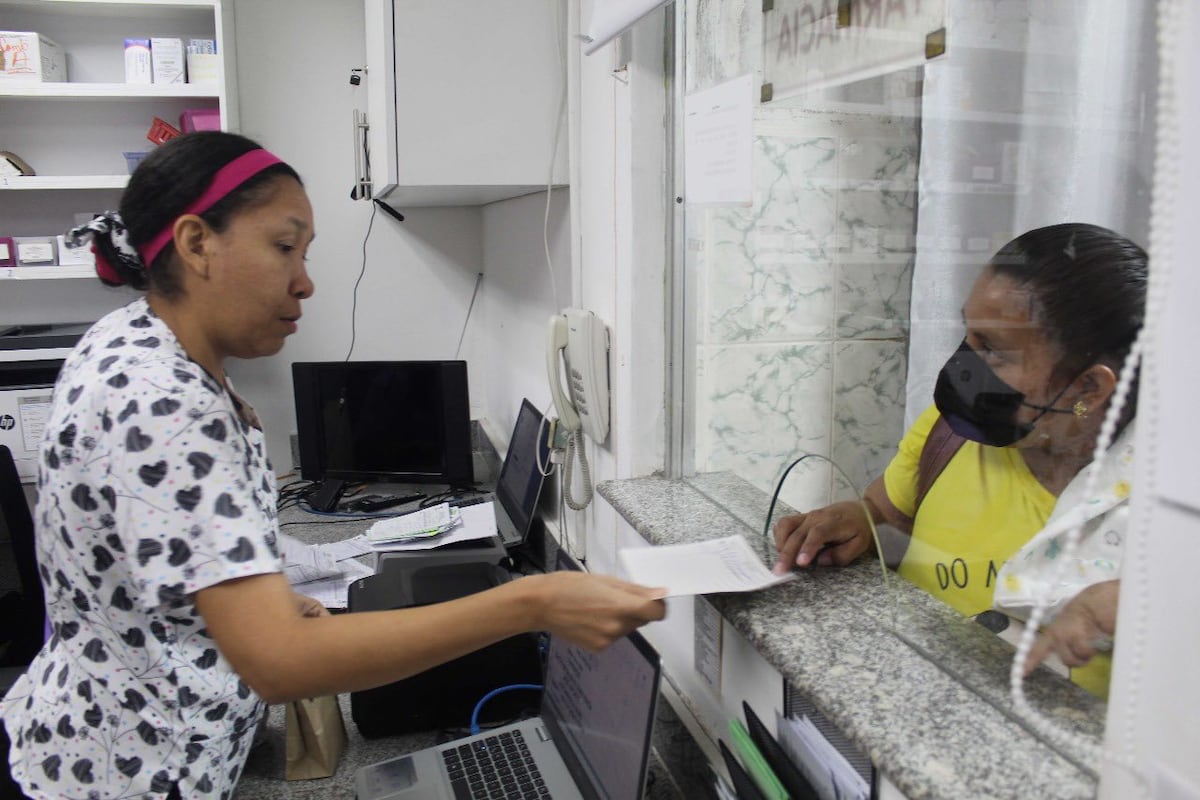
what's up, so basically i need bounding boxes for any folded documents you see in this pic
[366,502,462,544]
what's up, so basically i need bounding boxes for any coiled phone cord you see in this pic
[562,429,594,510]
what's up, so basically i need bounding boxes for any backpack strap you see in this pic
[914,414,967,515]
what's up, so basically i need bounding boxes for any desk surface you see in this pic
[233,498,710,799]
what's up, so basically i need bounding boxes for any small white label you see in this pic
[18,395,52,453]
[0,243,9,260]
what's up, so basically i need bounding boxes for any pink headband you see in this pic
[138,148,286,268]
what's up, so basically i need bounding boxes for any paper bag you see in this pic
[285,694,348,780]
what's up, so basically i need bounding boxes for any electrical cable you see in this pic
[454,272,484,360]
[763,452,892,622]
[1006,1,1180,783]
[293,503,409,520]
[345,201,379,361]
[543,0,567,311]
[469,684,543,736]
[417,487,484,509]
[535,399,558,478]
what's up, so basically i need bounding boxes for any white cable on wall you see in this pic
[1007,0,1180,786]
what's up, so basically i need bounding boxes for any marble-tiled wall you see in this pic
[692,108,916,512]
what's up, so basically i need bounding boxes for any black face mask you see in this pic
[933,339,1075,447]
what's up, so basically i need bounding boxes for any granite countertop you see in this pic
[598,473,1108,800]
[232,500,714,799]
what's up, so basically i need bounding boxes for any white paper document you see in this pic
[777,712,869,800]
[368,501,499,552]
[618,535,795,597]
[319,534,374,562]
[278,531,342,584]
[296,558,374,611]
[684,73,755,205]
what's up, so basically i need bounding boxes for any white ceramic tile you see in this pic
[695,341,834,510]
[702,136,840,343]
[837,135,919,189]
[831,341,909,500]
[836,186,916,263]
[836,258,914,339]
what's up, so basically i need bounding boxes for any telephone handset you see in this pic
[546,308,610,444]
[546,309,610,511]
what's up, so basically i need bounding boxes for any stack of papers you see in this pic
[365,502,463,546]
[364,501,500,552]
[278,531,375,610]
[777,712,870,800]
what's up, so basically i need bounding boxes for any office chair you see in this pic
[0,444,44,696]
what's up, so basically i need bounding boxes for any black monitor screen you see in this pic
[292,361,473,485]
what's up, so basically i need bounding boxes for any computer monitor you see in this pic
[292,361,473,486]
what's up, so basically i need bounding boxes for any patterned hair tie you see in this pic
[66,211,144,285]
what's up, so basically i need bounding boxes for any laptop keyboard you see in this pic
[441,729,552,799]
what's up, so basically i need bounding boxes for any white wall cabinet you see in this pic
[364,0,568,209]
[0,0,236,283]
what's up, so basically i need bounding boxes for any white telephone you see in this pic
[546,308,610,444]
[546,309,610,510]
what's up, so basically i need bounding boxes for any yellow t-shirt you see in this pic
[886,405,1057,616]
[884,404,1110,697]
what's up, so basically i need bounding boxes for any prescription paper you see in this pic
[618,535,795,597]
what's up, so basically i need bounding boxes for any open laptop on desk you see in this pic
[354,629,661,800]
[373,398,550,572]
[491,398,552,549]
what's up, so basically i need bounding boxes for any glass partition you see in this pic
[679,0,1158,765]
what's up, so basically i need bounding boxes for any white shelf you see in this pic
[0,83,218,99]
[0,265,96,280]
[0,0,215,9]
[0,175,128,190]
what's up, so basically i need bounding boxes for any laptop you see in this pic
[492,398,552,548]
[354,629,662,800]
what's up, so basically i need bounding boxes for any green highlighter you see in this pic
[729,718,790,800]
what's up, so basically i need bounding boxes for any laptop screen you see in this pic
[541,632,661,800]
[494,399,550,542]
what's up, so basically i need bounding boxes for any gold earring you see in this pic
[1073,400,1089,418]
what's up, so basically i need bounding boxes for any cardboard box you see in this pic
[186,52,219,86]
[151,37,184,84]
[124,38,151,84]
[0,31,67,82]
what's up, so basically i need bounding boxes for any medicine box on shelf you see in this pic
[124,38,152,84]
[151,37,185,84]
[186,52,219,86]
[0,31,67,82]
[13,237,56,266]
